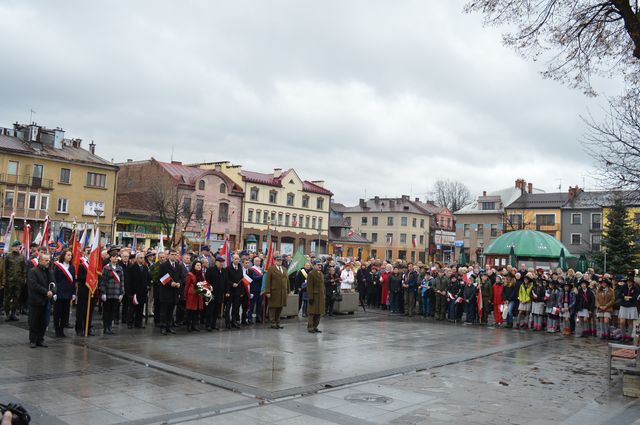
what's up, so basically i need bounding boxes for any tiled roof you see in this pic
[455,186,545,215]
[155,159,244,193]
[507,192,568,209]
[329,217,351,228]
[0,134,116,168]
[563,190,640,209]
[340,197,433,215]
[331,233,372,244]
[241,169,333,196]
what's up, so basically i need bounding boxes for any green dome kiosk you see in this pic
[483,230,575,270]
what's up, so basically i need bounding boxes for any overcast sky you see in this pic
[0,0,618,204]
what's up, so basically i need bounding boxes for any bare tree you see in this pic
[432,179,472,212]
[148,179,195,247]
[465,1,640,96]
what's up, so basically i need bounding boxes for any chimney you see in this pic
[568,186,583,201]
[359,198,366,208]
[311,180,325,188]
[482,191,487,197]
[89,140,96,155]
[374,196,380,203]
[527,182,533,194]
[171,160,182,165]
[415,197,419,202]
[401,195,409,201]
[29,124,39,142]
[273,168,282,178]
[126,159,133,163]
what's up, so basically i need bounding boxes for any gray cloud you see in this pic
[0,0,612,203]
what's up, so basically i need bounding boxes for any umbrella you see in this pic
[575,254,588,273]
[509,246,517,268]
[559,248,568,272]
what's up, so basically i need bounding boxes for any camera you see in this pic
[0,403,30,425]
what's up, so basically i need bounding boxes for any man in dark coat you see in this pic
[225,254,244,329]
[126,252,151,329]
[204,256,227,331]
[157,249,181,335]
[75,246,96,336]
[433,269,449,321]
[247,256,263,324]
[27,253,54,348]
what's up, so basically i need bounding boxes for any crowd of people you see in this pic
[0,239,638,347]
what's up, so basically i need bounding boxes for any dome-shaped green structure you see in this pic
[484,230,575,259]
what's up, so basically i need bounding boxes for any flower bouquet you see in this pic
[195,281,213,305]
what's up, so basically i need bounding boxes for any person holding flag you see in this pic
[225,254,245,329]
[52,249,76,338]
[157,249,181,335]
[246,257,263,324]
[240,257,252,325]
[98,247,124,335]
[75,245,96,336]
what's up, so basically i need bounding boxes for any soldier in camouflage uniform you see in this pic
[2,241,26,321]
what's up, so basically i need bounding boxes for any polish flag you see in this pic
[412,235,417,248]
[39,215,49,248]
[86,226,101,294]
[71,230,82,278]
[160,273,173,286]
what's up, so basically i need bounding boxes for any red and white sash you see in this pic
[80,257,89,270]
[30,258,38,268]
[54,261,74,285]
[109,266,121,286]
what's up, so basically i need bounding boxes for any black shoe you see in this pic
[161,329,167,335]
[192,327,200,332]
[225,324,231,329]
[114,321,120,325]
[206,327,212,332]
[9,315,19,322]
[30,342,37,348]
[36,342,48,348]
[88,330,95,336]
[231,323,240,329]
[187,327,192,332]
[308,329,316,333]
[277,325,284,329]
[314,329,322,333]
[213,326,220,331]
[127,324,133,329]
[65,324,73,329]
[60,332,67,338]
[167,329,176,334]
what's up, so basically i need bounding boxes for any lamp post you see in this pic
[317,228,322,256]
[94,208,103,246]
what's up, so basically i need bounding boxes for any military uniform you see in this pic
[265,264,288,328]
[2,250,27,320]
[306,268,325,332]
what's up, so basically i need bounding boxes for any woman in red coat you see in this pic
[380,264,391,309]
[184,260,205,332]
[492,275,505,327]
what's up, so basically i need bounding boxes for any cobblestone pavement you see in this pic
[1,311,637,424]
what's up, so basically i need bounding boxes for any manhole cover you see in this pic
[344,393,393,404]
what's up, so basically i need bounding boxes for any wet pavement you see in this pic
[1,311,638,424]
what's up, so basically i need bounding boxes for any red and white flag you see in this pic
[412,235,417,248]
[86,225,101,294]
[387,234,393,247]
[39,215,50,248]
[160,273,173,286]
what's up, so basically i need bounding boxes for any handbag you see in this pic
[333,291,343,302]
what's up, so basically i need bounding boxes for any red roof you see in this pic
[241,169,332,195]
[155,159,244,193]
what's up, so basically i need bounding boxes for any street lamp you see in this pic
[94,208,103,245]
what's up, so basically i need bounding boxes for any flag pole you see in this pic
[84,289,92,337]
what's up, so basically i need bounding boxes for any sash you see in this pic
[249,265,263,277]
[54,261,74,285]
[110,267,122,286]
[30,258,38,267]
[300,269,308,279]
[80,258,89,270]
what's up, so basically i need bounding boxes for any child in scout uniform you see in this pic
[595,277,615,339]
[558,281,576,336]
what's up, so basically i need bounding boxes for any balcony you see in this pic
[1,208,48,220]
[0,173,53,190]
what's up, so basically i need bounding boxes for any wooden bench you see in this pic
[608,343,639,381]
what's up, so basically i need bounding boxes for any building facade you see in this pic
[560,187,603,257]
[339,196,432,263]
[0,123,118,241]
[115,158,243,251]
[504,190,568,240]
[328,203,371,259]
[192,162,332,255]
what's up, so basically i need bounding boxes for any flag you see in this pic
[131,234,137,255]
[39,215,49,247]
[3,213,14,248]
[204,211,213,245]
[242,274,253,286]
[22,222,31,259]
[219,239,231,266]
[79,226,89,251]
[86,225,101,294]
[412,235,417,249]
[387,234,393,247]
[158,230,165,253]
[260,232,275,293]
[287,247,305,276]
[54,227,65,255]
[181,237,186,256]
[34,228,42,246]
[71,229,82,278]
[160,273,173,286]
[477,284,483,319]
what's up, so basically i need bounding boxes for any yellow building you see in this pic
[504,192,568,240]
[191,162,332,255]
[0,123,118,242]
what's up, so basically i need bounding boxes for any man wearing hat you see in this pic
[2,241,26,321]
[204,255,228,331]
[265,255,288,329]
[157,249,182,335]
[99,246,124,334]
[306,260,325,333]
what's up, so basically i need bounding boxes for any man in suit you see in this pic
[126,252,151,329]
[157,249,181,335]
[265,255,288,329]
[225,254,244,329]
[204,256,227,331]
[27,253,54,348]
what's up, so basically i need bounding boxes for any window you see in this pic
[477,224,484,237]
[86,172,106,188]
[316,197,324,209]
[372,216,378,226]
[218,202,229,222]
[463,224,470,238]
[250,187,259,201]
[401,217,408,226]
[286,193,294,206]
[59,168,71,184]
[7,160,18,175]
[278,212,283,225]
[285,214,290,226]
[305,216,310,228]
[536,214,555,226]
[312,217,316,228]
[571,233,581,245]
[39,194,49,211]
[219,183,226,193]
[508,214,523,228]
[182,197,191,213]
[371,233,378,243]
[194,199,204,220]
[361,232,367,239]
[302,196,309,208]
[57,198,68,213]
[32,164,43,184]
[481,202,496,210]
[400,233,407,243]
[386,233,393,244]
[591,234,602,252]
[4,191,14,209]
[345,217,351,226]
[16,193,25,210]
[591,213,602,230]
[28,193,37,210]
[571,213,582,225]
[269,191,277,204]
[255,210,261,223]
[387,216,394,226]
[420,219,425,228]
[263,211,268,224]
[271,212,276,224]
[248,209,254,223]
[419,235,424,245]
[361,216,368,225]
[318,217,323,229]
[299,216,304,227]
[412,218,417,227]
[490,224,498,237]
[197,180,205,190]
[292,214,297,226]
[371,249,377,258]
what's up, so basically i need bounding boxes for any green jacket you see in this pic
[306,269,326,315]
[2,251,26,287]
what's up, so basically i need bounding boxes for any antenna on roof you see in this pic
[555,178,562,191]
[29,108,36,124]
[170,145,174,162]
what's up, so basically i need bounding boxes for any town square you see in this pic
[1,1,640,424]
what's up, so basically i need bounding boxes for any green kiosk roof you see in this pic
[484,230,575,259]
